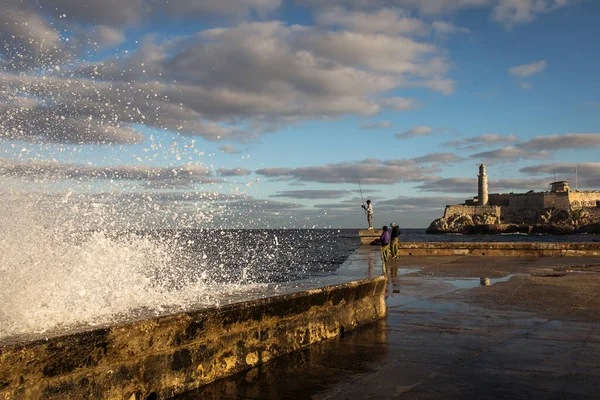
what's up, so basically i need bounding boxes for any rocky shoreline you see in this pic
[426,208,600,235]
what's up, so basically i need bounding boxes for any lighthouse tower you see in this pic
[478,164,488,206]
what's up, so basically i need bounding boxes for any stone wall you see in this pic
[443,205,501,219]
[397,242,600,257]
[568,192,600,208]
[0,251,387,400]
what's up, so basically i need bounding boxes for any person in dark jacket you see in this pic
[390,223,400,259]
[380,225,391,262]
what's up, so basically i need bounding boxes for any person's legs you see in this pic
[367,213,373,229]
[381,244,390,261]
[391,237,399,259]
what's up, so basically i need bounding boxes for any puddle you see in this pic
[444,273,528,289]
[388,267,422,276]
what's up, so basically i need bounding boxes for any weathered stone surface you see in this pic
[397,242,600,257]
[427,206,600,235]
[0,250,387,400]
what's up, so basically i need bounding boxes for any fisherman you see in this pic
[380,225,391,262]
[390,222,400,259]
[361,199,373,230]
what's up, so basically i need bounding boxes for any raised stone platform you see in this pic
[397,241,600,257]
[359,229,382,244]
[0,248,386,399]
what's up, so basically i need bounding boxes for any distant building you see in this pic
[440,166,600,224]
[550,181,570,192]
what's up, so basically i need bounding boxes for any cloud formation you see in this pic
[395,125,434,139]
[520,162,600,177]
[219,145,242,154]
[416,176,551,193]
[256,159,440,185]
[216,168,252,176]
[360,120,393,130]
[508,60,548,77]
[443,134,519,150]
[0,159,222,185]
[517,134,600,151]
[270,190,351,199]
[411,153,466,164]
[1,2,455,144]
[469,146,551,162]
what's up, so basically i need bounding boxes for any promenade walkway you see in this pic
[177,254,600,399]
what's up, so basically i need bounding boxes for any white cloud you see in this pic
[508,60,547,77]
[314,7,430,36]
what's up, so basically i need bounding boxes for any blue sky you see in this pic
[1,0,599,228]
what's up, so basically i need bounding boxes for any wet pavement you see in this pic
[176,254,600,399]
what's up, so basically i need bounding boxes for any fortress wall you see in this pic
[488,193,510,206]
[443,205,500,219]
[568,192,600,208]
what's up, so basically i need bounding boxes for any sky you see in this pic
[1,0,599,229]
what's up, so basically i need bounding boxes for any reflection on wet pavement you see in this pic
[176,253,600,399]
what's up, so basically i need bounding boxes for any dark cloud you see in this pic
[256,160,440,185]
[216,168,252,176]
[519,162,600,189]
[519,162,600,177]
[469,146,551,163]
[442,134,518,150]
[0,159,222,185]
[377,195,466,210]
[415,176,551,193]
[517,134,600,151]
[270,190,351,199]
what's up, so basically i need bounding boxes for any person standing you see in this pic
[390,223,400,259]
[380,225,391,262]
[361,199,373,230]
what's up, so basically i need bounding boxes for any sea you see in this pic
[2,227,598,339]
[142,228,600,285]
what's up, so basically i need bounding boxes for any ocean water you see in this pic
[2,225,598,340]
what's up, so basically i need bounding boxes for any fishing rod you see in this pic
[357,175,366,215]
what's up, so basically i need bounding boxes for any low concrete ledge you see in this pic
[359,229,382,244]
[0,253,386,399]
[397,242,600,257]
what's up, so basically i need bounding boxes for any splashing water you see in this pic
[0,191,266,340]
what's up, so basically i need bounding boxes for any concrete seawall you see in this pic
[396,242,600,257]
[0,248,386,399]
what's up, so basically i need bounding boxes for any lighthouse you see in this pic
[478,164,488,206]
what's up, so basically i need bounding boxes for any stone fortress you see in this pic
[427,164,600,234]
